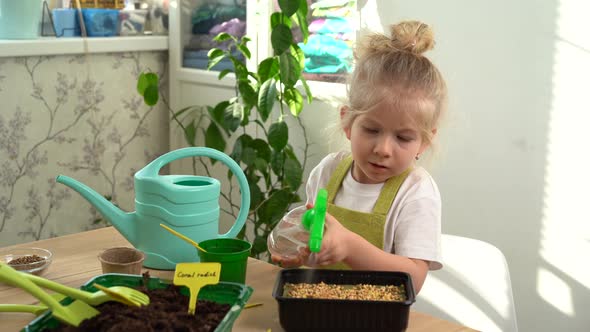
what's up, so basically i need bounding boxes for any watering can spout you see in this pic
[56,175,136,244]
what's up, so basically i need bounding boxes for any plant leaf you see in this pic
[254,157,269,174]
[258,78,277,122]
[284,145,298,160]
[283,154,303,190]
[300,75,313,103]
[241,147,257,166]
[270,12,291,29]
[270,150,285,176]
[248,181,264,211]
[295,0,310,43]
[230,58,249,79]
[238,81,257,108]
[278,0,299,17]
[224,103,241,132]
[137,72,158,95]
[207,48,224,59]
[285,87,304,116]
[213,32,233,42]
[210,101,230,133]
[241,105,252,126]
[250,138,272,162]
[258,189,292,228]
[251,236,268,257]
[237,44,251,59]
[297,0,308,20]
[173,105,198,123]
[205,122,225,152]
[184,120,196,146]
[268,121,288,151]
[258,57,279,82]
[143,85,159,106]
[271,24,293,56]
[208,54,226,70]
[231,134,253,162]
[290,44,305,69]
[279,53,301,88]
[218,69,232,80]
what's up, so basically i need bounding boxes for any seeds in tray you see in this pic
[283,282,406,302]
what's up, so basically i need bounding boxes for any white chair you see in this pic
[413,234,518,332]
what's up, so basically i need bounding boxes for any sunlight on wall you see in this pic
[554,0,589,50]
[420,275,502,332]
[414,235,516,332]
[537,268,574,315]
[539,0,590,317]
[359,0,383,33]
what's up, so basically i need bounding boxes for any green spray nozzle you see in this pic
[301,188,328,253]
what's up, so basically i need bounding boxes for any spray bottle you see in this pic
[266,189,328,265]
[301,188,328,253]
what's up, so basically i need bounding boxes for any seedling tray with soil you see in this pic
[23,272,252,332]
[273,269,415,332]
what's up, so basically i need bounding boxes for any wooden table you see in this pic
[0,227,476,331]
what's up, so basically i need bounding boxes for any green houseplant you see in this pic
[137,0,313,259]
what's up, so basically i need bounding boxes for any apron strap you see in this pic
[326,155,353,204]
[372,168,412,215]
[325,154,411,215]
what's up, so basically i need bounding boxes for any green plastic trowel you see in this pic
[301,189,328,253]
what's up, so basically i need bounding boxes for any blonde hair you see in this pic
[341,20,448,148]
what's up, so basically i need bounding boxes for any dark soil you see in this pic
[45,279,230,332]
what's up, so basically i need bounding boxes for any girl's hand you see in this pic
[314,213,353,266]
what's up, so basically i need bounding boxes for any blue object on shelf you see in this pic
[52,9,80,37]
[81,8,119,37]
[0,0,42,39]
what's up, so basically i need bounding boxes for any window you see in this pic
[182,0,248,71]
[277,0,357,84]
[180,0,357,83]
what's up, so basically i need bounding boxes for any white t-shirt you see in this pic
[306,151,443,270]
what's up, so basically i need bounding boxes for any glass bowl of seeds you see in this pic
[0,247,52,275]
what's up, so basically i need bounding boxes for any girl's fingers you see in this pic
[324,213,337,226]
[317,257,333,266]
[315,252,331,266]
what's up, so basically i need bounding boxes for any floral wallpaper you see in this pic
[0,51,169,246]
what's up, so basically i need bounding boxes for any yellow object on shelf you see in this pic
[77,0,124,9]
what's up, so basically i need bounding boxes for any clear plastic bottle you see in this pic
[267,206,315,265]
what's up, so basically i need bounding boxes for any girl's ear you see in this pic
[340,106,352,140]
[419,128,437,154]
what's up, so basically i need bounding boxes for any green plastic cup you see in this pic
[197,238,252,284]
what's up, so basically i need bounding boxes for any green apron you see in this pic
[322,156,410,269]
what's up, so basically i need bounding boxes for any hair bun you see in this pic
[389,20,434,55]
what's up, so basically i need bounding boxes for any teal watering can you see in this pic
[56,147,250,270]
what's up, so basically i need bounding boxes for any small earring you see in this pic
[415,154,420,160]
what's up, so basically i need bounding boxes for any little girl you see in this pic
[273,20,448,293]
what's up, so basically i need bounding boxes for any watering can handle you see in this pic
[141,147,250,238]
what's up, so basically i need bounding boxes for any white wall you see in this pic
[361,1,588,331]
